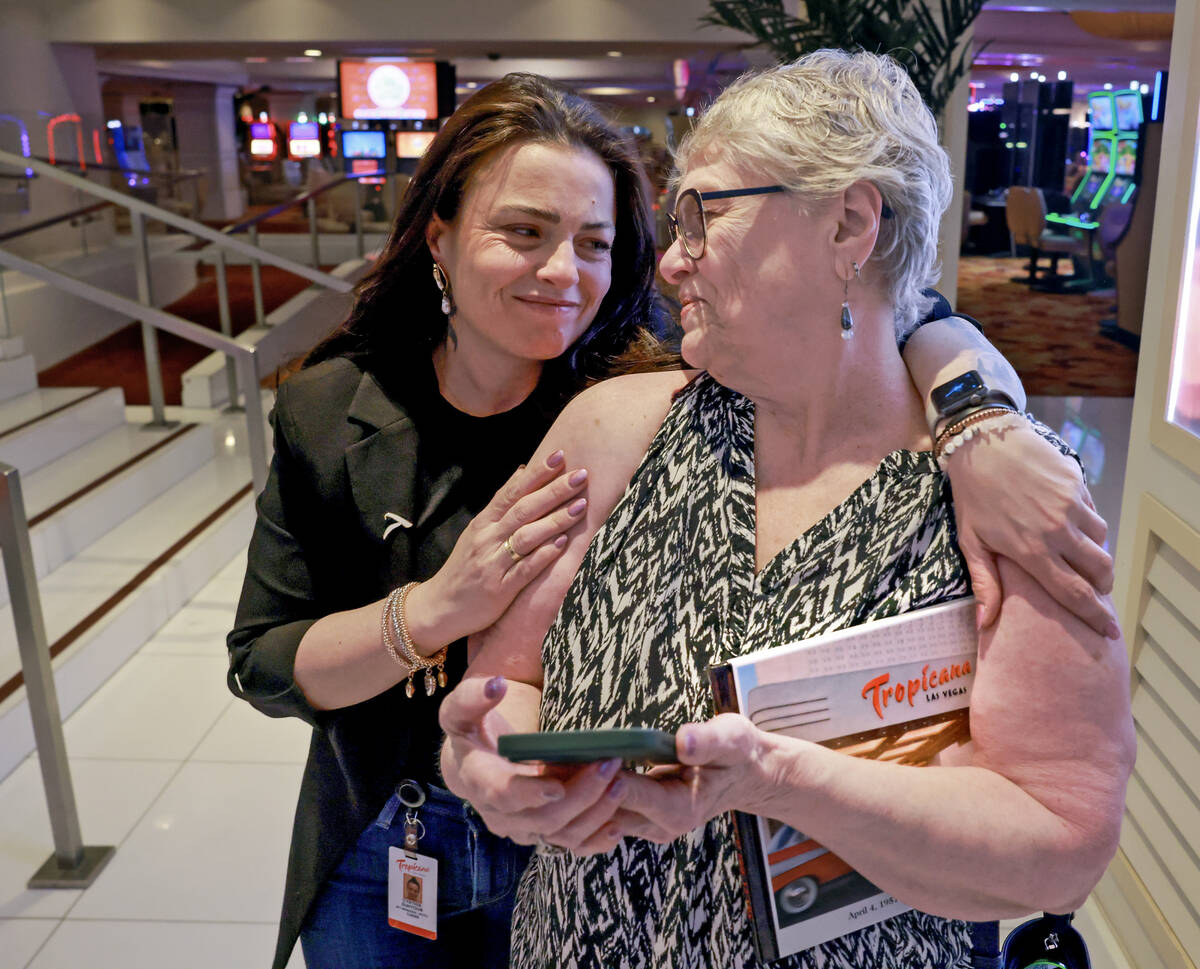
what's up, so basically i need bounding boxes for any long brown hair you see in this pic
[307,73,662,398]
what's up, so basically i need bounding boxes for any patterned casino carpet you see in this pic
[954,255,1138,397]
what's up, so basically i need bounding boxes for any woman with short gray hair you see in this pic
[440,50,1135,969]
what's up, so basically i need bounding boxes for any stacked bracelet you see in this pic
[933,406,1020,467]
[382,582,448,698]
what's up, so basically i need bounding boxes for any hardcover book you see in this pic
[708,597,978,962]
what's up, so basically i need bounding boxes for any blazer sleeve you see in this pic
[226,382,326,727]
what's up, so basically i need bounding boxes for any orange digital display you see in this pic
[339,60,438,120]
[395,131,436,159]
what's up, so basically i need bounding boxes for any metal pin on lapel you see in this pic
[383,512,413,539]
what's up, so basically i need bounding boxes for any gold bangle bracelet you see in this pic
[382,582,448,698]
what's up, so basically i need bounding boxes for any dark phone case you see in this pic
[498,728,679,764]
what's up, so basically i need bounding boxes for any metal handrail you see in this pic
[28,155,206,184]
[0,200,114,245]
[222,169,387,236]
[1,462,115,888]
[0,245,269,493]
[0,145,355,420]
[0,151,350,291]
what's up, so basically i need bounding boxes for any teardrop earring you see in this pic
[432,263,452,317]
[840,261,860,341]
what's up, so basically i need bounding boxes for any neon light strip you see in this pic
[0,115,33,177]
[1152,73,1164,122]
[47,113,85,170]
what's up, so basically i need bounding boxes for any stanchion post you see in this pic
[0,465,115,888]
[307,196,320,269]
[130,211,175,429]
[213,250,242,412]
[249,224,266,327]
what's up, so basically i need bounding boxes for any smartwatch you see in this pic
[930,371,1018,435]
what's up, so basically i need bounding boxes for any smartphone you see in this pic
[498,728,679,765]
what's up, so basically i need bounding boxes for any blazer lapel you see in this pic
[343,370,461,582]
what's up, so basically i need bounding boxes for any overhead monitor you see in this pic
[340,128,387,160]
[1089,92,1115,133]
[288,121,321,159]
[395,130,436,160]
[1114,90,1144,131]
[339,60,440,120]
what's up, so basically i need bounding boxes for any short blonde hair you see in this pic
[675,49,953,336]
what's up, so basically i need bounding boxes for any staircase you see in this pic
[0,342,260,780]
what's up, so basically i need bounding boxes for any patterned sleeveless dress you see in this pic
[509,373,978,969]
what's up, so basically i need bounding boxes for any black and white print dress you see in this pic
[509,373,977,969]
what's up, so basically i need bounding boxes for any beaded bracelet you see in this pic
[933,406,1020,468]
[382,582,449,698]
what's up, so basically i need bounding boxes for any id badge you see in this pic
[388,846,438,939]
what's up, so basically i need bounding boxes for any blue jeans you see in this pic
[300,782,533,969]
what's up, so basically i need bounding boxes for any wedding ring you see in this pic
[502,536,522,564]
[535,834,567,856]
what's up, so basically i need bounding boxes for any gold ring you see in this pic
[502,536,522,563]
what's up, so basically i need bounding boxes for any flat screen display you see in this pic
[1089,93,1115,132]
[288,122,321,158]
[1091,138,1114,174]
[341,129,387,159]
[1079,173,1105,205]
[339,60,438,120]
[1115,139,1138,176]
[1114,91,1144,131]
[395,131,436,159]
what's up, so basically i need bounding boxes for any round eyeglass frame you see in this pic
[666,185,787,260]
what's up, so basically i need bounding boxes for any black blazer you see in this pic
[227,356,487,969]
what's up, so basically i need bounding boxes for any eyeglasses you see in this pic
[666,185,897,260]
[665,185,785,260]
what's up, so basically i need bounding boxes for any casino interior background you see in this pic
[1,2,1200,968]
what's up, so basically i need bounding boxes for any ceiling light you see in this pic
[1103,83,1113,90]
[466,82,478,89]
[1010,72,1019,82]
[304,49,322,57]
[607,50,623,58]
[580,86,637,96]
[646,96,656,103]
[1140,83,1150,94]
[1029,71,1038,79]
[1130,80,1139,89]
[1057,70,1067,81]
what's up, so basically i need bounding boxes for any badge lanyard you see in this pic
[385,779,439,940]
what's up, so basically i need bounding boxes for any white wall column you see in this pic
[171,83,244,222]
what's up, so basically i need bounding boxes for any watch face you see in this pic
[932,371,986,413]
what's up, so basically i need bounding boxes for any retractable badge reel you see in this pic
[387,780,439,940]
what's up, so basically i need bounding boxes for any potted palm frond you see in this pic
[701,0,989,118]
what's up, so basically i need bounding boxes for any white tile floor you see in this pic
[0,396,1136,969]
[0,551,308,969]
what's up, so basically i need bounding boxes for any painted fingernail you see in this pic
[484,676,505,699]
[1106,620,1121,640]
[546,450,565,468]
[568,468,589,486]
[609,778,627,799]
[599,758,621,778]
[681,728,697,758]
[568,497,588,516]
[554,534,568,549]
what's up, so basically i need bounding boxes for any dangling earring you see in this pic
[432,262,452,317]
[840,261,860,341]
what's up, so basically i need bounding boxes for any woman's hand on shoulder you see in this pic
[406,450,590,649]
[438,676,628,855]
[942,418,1117,639]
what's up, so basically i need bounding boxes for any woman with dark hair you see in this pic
[228,72,1113,969]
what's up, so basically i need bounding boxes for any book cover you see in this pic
[709,597,977,962]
